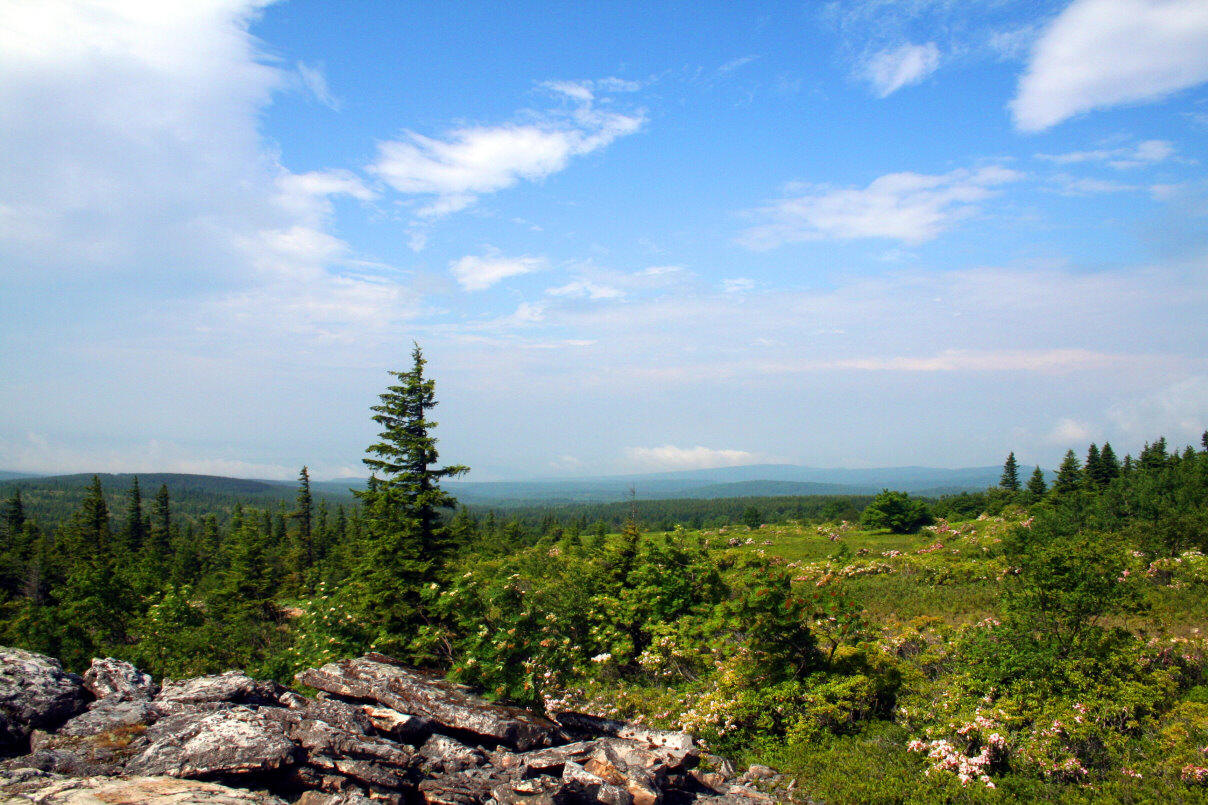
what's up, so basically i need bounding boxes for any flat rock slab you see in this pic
[554,712,694,752]
[0,770,289,804]
[0,648,89,752]
[297,655,556,751]
[127,706,299,779]
[157,672,283,708]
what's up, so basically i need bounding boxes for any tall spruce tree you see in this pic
[1026,466,1048,497]
[120,476,149,555]
[291,466,314,582]
[1054,450,1083,495]
[1099,442,1120,483]
[358,344,468,556]
[999,452,1020,492]
[1084,444,1104,488]
[350,345,468,653]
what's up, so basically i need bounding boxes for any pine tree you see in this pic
[999,452,1020,492]
[58,476,131,664]
[1099,442,1120,484]
[120,476,149,555]
[1026,466,1048,497]
[2,490,25,537]
[359,345,469,553]
[291,466,315,583]
[1084,444,1104,488]
[1054,450,1083,495]
[350,345,468,652]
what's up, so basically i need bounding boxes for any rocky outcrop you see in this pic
[0,648,790,804]
[0,648,89,753]
[297,654,556,752]
[0,768,289,803]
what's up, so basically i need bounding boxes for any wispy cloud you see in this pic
[623,445,778,471]
[1036,139,1177,169]
[739,165,1022,249]
[450,251,546,291]
[369,84,645,219]
[863,42,941,97]
[1011,0,1208,131]
[296,61,340,110]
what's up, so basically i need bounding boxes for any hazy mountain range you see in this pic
[0,464,1007,507]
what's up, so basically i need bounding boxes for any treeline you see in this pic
[0,472,356,535]
[466,493,873,534]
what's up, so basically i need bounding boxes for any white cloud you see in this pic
[1036,139,1177,168]
[0,0,418,369]
[739,165,1022,248]
[1012,0,1208,131]
[863,42,941,97]
[369,87,644,218]
[723,278,757,293]
[1109,375,1208,443]
[623,445,776,471]
[450,251,546,291]
[807,348,1134,373]
[297,61,340,110]
[1047,418,1094,445]
[1050,175,1138,195]
[546,280,625,300]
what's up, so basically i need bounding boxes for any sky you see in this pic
[1,0,1207,481]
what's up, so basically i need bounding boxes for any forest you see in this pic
[2,348,1207,802]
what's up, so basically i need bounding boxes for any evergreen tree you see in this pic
[149,484,171,556]
[1084,444,1104,488]
[2,490,25,537]
[999,452,1021,492]
[359,345,469,554]
[1053,450,1083,495]
[1099,442,1120,484]
[291,467,314,583]
[120,476,149,554]
[58,476,131,665]
[349,345,469,653]
[1026,465,1048,497]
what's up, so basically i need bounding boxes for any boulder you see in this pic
[127,705,299,779]
[82,657,158,701]
[157,671,284,708]
[0,769,289,803]
[0,648,89,752]
[297,654,557,751]
[56,697,163,738]
[418,734,489,775]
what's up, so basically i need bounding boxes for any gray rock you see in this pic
[553,712,694,752]
[57,697,163,738]
[127,705,299,778]
[487,774,566,805]
[297,654,556,751]
[0,648,89,752]
[157,671,284,707]
[0,770,289,803]
[82,657,158,701]
[562,760,633,805]
[419,734,489,775]
[361,704,434,743]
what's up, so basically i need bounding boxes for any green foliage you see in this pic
[861,489,934,534]
[1000,452,1020,492]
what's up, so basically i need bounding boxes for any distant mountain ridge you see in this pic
[0,463,1005,507]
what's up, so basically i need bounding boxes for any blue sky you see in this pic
[1,0,1206,481]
